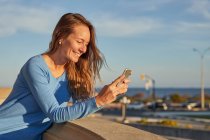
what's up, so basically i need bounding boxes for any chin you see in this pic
[73,60,79,63]
[69,58,79,63]
[67,55,80,63]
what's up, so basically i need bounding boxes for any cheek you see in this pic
[66,41,78,50]
[62,42,74,52]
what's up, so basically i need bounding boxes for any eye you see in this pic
[77,40,82,44]
[85,43,88,47]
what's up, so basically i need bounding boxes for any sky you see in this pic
[0,0,210,88]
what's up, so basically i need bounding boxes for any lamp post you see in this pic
[193,47,210,109]
[120,96,130,123]
[140,74,156,111]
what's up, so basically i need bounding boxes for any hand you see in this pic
[95,74,130,107]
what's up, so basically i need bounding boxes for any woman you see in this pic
[0,13,130,140]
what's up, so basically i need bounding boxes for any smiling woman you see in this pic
[0,13,130,140]
[43,13,97,100]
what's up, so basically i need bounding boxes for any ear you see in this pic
[58,39,64,45]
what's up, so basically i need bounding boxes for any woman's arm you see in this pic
[22,59,99,123]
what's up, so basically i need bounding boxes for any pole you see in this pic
[193,47,210,110]
[152,80,156,111]
[201,55,205,109]
[122,103,126,122]
[120,96,130,123]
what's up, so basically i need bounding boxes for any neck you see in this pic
[47,52,67,70]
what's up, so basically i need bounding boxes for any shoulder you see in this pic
[22,55,48,74]
[27,55,43,64]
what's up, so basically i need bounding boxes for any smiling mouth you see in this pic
[73,51,81,57]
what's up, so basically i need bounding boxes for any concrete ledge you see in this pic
[130,123,210,140]
[43,119,104,140]
[43,117,167,140]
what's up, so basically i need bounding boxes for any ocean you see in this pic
[125,87,210,98]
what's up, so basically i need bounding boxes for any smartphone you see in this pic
[117,68,132,87]
[123,68,132,78]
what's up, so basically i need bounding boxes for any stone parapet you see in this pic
[43,117,167,140]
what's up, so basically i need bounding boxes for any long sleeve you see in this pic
[22,57,100,123]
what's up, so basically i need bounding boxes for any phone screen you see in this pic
[116,69,132,87]
[123,69,132,78]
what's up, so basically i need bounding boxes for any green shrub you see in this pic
[159,119,177,127]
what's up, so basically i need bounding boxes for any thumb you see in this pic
[111,74,125,87]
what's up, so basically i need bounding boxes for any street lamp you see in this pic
[120,96,131,123]
[140,74,156,111]
[193,47,210,109]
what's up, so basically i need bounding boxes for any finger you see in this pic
[119,88,128,95]
[111,74,125,87]
[122,79,131,84]
[115,85,128,95]
[117,81,130,89]
[119,85,128,91]
[115,89,127,96]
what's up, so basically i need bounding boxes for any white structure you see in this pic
[193,47,210,109]
[120,96,131,123]
[140,74,156,111]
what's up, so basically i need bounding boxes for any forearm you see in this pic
[49,97,100,123]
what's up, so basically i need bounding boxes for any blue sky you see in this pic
[0,0,210,88]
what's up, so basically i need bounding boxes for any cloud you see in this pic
[175,21,210,33]
[119,0,174,12]
[0,1,59,37]
[93,14,210,38]
[188,0,210,20]
[93,15,162,37]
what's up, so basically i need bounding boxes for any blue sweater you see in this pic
[0,55,100,140]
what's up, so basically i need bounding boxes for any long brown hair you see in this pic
[46,13,105,100]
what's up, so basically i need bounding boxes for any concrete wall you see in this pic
[43,117,167,140]
[130,124,210,140]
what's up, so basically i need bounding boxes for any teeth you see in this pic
[73,51,81,57]
[75,52,80,57]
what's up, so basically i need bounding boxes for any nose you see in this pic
[79,44,87,53]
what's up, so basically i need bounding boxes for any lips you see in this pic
[73,51,81,57]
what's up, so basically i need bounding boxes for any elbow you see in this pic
[50,116,76,123]
[50,114,67,123]
[48,109,66,123]
[49,115,66,123]
[48,108,76,123]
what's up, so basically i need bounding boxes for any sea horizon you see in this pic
[96,87,210,98]
[1,87,210,98]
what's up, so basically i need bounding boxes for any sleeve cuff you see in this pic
[89,97,103,111]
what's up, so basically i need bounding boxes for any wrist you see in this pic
[95,96,104,107]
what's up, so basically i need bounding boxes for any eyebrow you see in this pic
[76,37,89,44]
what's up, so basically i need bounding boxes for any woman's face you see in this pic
[60,24,90,63]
